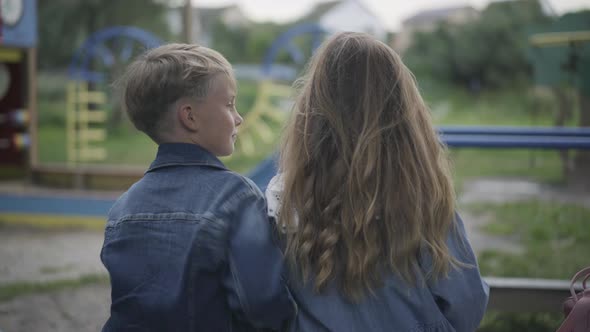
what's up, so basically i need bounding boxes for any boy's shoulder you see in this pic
[218,168,264,198]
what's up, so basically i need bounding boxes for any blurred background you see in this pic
[0,0,589,331]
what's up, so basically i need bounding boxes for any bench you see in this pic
[485,277,581,312]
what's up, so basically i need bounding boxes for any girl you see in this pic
[267,32,489,332]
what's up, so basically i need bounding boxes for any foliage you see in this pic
[211,21,295,64]
[405,0,551,89]
[38,0,176,70]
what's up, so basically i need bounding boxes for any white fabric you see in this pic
[265,174,284,219]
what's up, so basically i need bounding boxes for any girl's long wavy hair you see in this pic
[278,32,458,301]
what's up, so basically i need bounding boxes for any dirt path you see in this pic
[0,227,109,332]
[0,228,106,285]
[0,283,109,332]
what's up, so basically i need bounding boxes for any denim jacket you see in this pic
[100,143,294,332]
[266,175,489,332]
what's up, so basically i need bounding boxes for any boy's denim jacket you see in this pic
[100,143,294,331]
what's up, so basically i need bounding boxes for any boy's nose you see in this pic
[235,113,243,127]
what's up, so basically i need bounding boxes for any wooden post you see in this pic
[27,47,38,169]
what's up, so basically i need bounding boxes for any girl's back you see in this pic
[268,177,488,332]
[273,32,489,332]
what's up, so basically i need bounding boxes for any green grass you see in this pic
[0,274,109,302]
[467,200,590,331]
[469,200,590,279]
[37,126,68,164]
[426,85,555,126]
[450,149,563,189]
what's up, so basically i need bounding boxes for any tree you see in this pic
[39,1,176,130]
[404,0,550,89]
[38,0,175,70]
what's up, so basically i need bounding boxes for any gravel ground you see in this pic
[0,228,106,285]
[0,283,109,332]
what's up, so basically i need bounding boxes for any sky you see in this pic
[190,0,590,31]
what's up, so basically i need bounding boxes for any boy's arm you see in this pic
[221,187,295,330]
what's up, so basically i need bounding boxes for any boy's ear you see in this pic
[177,102,199,132]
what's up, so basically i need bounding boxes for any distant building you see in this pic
[394,6,479,53]
[166,4,250,45]
[300,0,388,41]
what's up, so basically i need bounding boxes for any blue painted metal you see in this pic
[0,154,278,217]
[261,24,326,76]
[0,0,37,48]
[0,163,276,217]
[68,26,162,82]
[246,153,279,192]
[0,194,115,216]
[442,134,590,149]
[247,131,590,191]
[438,126,590,137]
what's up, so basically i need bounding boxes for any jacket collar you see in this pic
[146,143,227,173]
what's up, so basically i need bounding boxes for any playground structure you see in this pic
[0,0,37,170]
[233,24,327,158]
[29,23,328,188]
[527,11,590,185]
[65,26,162,165]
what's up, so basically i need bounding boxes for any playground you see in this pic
[1,1,590,331]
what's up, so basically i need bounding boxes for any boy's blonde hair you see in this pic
[119,43,234,142]
[279,32,459,301]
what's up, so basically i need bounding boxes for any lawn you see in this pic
[470,200,590,279]
[469,200,590,332]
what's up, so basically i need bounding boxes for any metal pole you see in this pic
[183,0,192,43]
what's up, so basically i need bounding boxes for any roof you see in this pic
[403,5,476,26]
[195,4,243,28]
[298,0,381,26]
[298,0,341,23]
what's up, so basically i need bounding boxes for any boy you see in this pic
[100,44,294,331]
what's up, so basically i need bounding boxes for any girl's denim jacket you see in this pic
[101,143,294,331]
[266,175,489,332]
